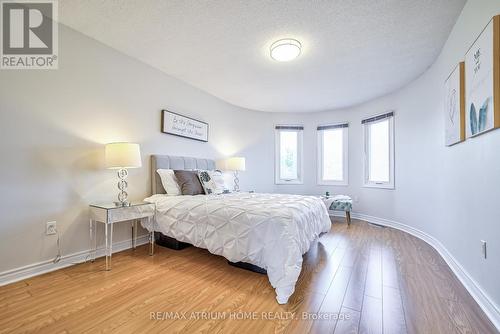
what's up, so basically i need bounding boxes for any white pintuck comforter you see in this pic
[143,192,331,304]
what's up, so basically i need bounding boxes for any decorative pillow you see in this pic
[156,169,181,195]
[197,170,223,195]
[173,170,204,195]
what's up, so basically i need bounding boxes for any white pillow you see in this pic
[210,170,228,193]
[156,169,181,195]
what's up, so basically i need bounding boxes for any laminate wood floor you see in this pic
[0,218,497,334]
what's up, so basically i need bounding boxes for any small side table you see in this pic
[89,202,155,270]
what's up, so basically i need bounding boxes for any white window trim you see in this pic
[362,113,395,189]
[317,123,349,186]
[275,126,304,185]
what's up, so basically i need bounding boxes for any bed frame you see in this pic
[150,155,266,275]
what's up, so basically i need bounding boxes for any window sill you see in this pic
[317,182,348,186]
[275,181,304,185]
[363,183,395,190]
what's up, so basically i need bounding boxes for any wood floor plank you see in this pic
[398,274,436,334]
[382,285,406,334]
[0,219,496,334]
[333,306,361,334]
[341,248,369,312]
[359,295,383,334]
[381,247,399,289]
[309,265,352,334]
[294,239,342,295]
[364,246,382,300]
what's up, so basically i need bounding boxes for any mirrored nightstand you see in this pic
[89,202,155,270]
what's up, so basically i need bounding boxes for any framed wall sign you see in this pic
[464,15,500,138]
[444,62,465,146]
[161,110,209,142]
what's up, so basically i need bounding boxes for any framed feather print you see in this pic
[444,62,465,146]
[465,15,500,138]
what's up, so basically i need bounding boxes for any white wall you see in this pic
[0,24,275,273]
[271,0,500,313]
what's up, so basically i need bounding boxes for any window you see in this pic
[362,112,395,189]
[275,125,303,184]
[317,123,348,185]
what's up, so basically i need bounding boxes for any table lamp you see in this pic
[105,142,142,206]
[217,157,245,192]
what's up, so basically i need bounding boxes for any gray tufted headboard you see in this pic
[151,155,216,195]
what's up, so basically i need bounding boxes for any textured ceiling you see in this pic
[59,0,466,113]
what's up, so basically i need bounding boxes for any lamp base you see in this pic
[233,171,240,192]
[116,168,130,206]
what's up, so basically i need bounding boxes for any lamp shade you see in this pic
[218,157,245,171]
[105,142,142,169]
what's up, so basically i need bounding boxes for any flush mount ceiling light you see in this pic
[270,39,302,62]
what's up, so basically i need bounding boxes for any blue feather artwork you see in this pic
[470,97,492,136]
[464,16,497,138]
[478,97,490,133]
[470,103,478,135]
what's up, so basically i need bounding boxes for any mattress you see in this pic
[142,192,331,304]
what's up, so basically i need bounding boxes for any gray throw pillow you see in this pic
[173,170,204,195]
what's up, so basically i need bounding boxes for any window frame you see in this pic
[274,125,304,185]
[317,123,349,186]
[362,112,395,189]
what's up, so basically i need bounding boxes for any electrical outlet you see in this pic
[46,221,57,235]
[481,240,487,259]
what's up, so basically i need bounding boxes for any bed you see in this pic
[142,155,332,304]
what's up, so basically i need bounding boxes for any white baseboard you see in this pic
[0,234,149,287]
[330,211,500,331]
